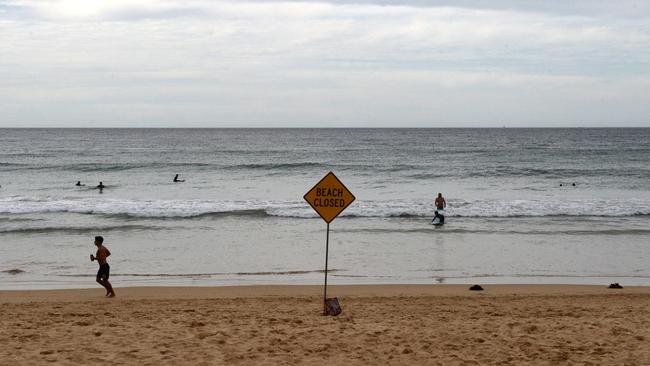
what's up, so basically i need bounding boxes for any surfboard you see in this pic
[431,209,445,225]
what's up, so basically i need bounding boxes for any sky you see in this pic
[1,0,649,127]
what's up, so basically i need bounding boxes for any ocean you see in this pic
[1,128,649,289]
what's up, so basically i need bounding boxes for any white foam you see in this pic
[1,196,649,218]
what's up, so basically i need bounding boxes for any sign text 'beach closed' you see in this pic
[303,172,355,223]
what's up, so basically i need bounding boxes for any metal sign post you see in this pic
[323,223,329,313]
[304,172,355,315]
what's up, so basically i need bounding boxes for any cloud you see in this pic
[0,0,649,126]
[9,0,650,20]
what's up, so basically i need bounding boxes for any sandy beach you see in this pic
[1,285,649,365]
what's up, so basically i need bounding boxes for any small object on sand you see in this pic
[469,285,484,291]
[608,283,623,289]
[324,297,342,316]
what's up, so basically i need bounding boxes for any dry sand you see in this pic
[1,284,649,365]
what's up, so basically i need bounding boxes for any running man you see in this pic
[435,193,446,210]
[90,236,115,297]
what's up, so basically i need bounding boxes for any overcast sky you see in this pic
[1,0,649,127]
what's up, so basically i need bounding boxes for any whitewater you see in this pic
[1,196,650,219]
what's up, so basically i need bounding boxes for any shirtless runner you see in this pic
[90,236,115,297]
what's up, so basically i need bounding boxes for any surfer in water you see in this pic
[433,210,445,225]
[432,193,446,225]
[435,193,446,210]
[173,174,185,183]
[96,181,105,192]
[76,181,85,186]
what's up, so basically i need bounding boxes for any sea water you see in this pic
[0,128,649,289]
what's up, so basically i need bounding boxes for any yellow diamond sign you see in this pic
[304,172,356,223]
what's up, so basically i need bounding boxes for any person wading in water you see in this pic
[435,193,446,210]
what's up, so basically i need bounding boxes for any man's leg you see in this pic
[102,265,115,297]
[105,280,115,297]
[96,277,110,295]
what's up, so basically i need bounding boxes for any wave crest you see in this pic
[1,196,649,219]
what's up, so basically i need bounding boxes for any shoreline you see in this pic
[2,283,650,303]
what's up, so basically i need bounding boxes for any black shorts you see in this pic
[97,264,110,281]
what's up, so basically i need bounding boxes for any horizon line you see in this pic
[1,126,648,129]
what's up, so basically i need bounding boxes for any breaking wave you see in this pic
[1,196,649,219]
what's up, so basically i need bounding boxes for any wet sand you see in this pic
[1,285,649,365]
